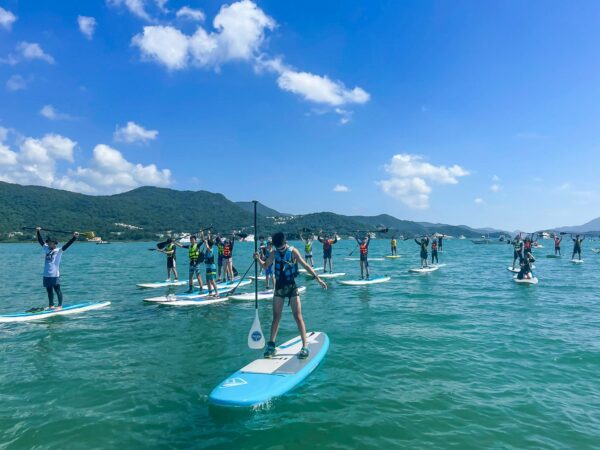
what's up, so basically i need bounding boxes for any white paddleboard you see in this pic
[385,255,401,259]
[313,272,346,279]
[0,301,111,323]
[513,276,538,285]
[344,257,385,261]
[338,276,391,286]
[143,280,251,303]
[209,331,329,407]
[592,248,600,254]
[408,266,439,273]
[137,280,188,289]
[156,295,230,307]
[230,286,307,301]
[571,259,584,264]
[298,266,324,273]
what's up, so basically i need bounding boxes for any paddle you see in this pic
[23,227,94,239]
[248,200,265,350]
[348,227,389,256]
[227,260,255,296]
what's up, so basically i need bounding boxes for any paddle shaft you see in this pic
[228,260,255,295]
[23,226,79,234]
[254,201,258,309]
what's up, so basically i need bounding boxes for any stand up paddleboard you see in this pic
[571,259,584,264]
[298,266,324,273]
[385,255,401,259]
[344,257,385,261]
[230,286,306,301]
[592,248,600,254]
[0,301,111,323]
[143,280,251,303]
[209,331,329,407]
[155,295,230,307]
[546,255,561,258]
[513,276,538,285]
[313,272,346,279]
[338,276,391,286]
[137,280,189,289]
[409,266,439,273]
[507,265,536,273]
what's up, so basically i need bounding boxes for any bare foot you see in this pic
[55,306,63,311]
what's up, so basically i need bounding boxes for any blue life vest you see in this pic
[275,246,298,283]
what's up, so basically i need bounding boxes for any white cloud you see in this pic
[6,74,27,91]
[0,7,17,30]
[108,0,152,21]
[16,42,55,64]
[176,6,205,22]
[68,144,171,194]
[131,1,369,114]
[474,197,485,205]
[40,105,72,121]
[492,174,500,182]
[0,130,171,194]
[114,121,158,144]
[490,183,501,193]
[377,154,469,209]
[78,16,97,39]
[333,184,349,192]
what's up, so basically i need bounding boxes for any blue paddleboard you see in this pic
[209,331,329,407]
[0,301,111,323]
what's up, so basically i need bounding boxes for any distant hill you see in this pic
[555,217,600,234]
[235,201,289,217]
[0,181,493,241]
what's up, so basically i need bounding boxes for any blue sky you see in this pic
[1,0,599,231]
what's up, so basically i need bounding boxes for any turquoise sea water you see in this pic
[1,239,600,449]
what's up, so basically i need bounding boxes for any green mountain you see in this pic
[235,201,289,217]
[0,182,484,241]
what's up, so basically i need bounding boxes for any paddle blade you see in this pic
[248,309,265,349]
[156,241,167,250]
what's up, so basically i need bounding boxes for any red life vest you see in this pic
[323,240,332,251]
[524,241,531,250]
[359,243,368,255]
[223,243,232,257]
[432,242,437,250]
[554,238,560,246]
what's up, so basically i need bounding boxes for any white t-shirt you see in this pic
[43,245,64,278]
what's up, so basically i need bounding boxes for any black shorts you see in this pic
[420,251,427,259]
[43,276,60,288]
[167,258,176,269]
[513,250,521,259]
[323,252,332,259]
[274,283,299,299]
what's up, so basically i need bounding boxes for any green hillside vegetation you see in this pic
[1,182,484,242]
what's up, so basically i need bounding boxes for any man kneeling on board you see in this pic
[36,227,79,310]
[255,232,327,359]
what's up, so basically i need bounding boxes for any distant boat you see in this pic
[459,235,466,240]
[96,240,110,245]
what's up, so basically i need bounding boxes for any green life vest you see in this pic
[189,243,200,261]
[305,242,312,253]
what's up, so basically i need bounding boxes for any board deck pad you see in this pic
[209,331,329,407]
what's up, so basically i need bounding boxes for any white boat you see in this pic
[459,235,466,240]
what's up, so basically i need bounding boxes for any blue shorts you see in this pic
[43,276,60,288]
[265,266,274,276]
[189,263,201,276]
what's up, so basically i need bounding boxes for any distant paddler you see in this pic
[553,234,563,256]
[216,234,225,282]
[390,237,397,256]
[431,237,439,264]
[415,236,430,268]
[318,231,338,273]
[300,231,315,267]
[571,234,585,260]
[355,232,371,279]
[511,233,524,269]
[255,232,327,359]
[178,234,205,294]
[158,238,179,282]
[222,234,235,282]
[437,234,444,252]
[201,231,220,297]
[36,227,79,310]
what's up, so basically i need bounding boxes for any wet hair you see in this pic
[272,231,286,248]
[45,236,58,245]
[207,239,214,247]
[190,235,197,241]
[167,238,173,244]
[259,235,264,240]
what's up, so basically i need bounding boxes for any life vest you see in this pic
[432,242,437,250]
[359,243,368,255]
[275,246,298,282]
[189,243,200,261]
[524,241,531,250]
[323,240,332,251]
[305,242,312,253]
[204,248,215,265]
[223,243,232,257]
[217,243,224,256]
[166,243,176,256]
[391,239,396,247]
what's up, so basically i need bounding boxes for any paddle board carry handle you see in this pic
[248,200,265,350]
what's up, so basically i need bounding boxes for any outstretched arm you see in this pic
[254,250,275,269]
[36,228,45,247]
[293,248,326,289]
[62,232,79,252]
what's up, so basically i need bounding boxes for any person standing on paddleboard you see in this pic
[318,231,337,273]
[431,238,439,264]
[511,234,524,269]
[255,232,327,360]
[201,231,220,297]
[554,234,563,256]
[180,235,204,293]
[159,238,179,282]
[355,233,371,279]
[36,227,79,310]
[438,234,444,252]
[571,234,585,260]
[216,235,224,282]
[523,234,534,258]
[300,232,314,267]
[222,235,235,281]
[415,236,429,268]
[390,237,397,256]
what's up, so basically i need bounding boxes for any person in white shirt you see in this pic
[36,227,79,310]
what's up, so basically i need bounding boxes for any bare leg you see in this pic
[269,297,285,343]
[290,296,308,347]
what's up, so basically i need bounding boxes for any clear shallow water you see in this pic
[1,239,600,449]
